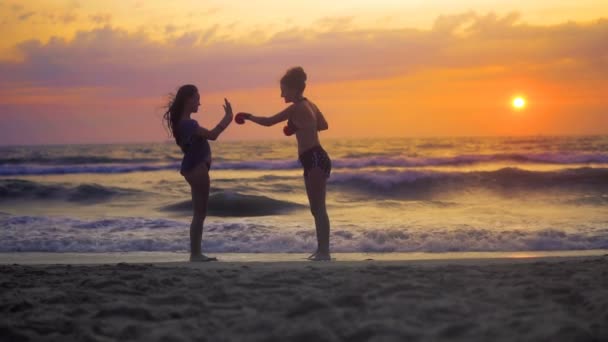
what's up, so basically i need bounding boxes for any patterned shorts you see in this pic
[298,145,331,178]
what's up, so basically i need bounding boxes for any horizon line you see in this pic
[0,133,606,148]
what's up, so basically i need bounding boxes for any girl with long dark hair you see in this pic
[163,85,233,261]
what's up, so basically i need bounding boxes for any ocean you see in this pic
[1,136,607,254]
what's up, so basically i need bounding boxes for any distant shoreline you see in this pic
[1,134,607,148]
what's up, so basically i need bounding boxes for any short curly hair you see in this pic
[280,66,307,94]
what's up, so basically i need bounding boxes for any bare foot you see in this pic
[306,250,319,260]
[310,252,331,261]
[189,254,218,262]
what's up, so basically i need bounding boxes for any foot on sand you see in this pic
[306,251,319,260]
[189,254,218,262]
[310,252,332,262]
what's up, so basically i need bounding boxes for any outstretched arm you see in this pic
[242,105,294,127]
[196,98,233,141]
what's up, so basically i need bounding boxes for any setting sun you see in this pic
[512,96,526,110]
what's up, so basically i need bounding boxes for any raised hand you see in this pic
[223,98,234,120]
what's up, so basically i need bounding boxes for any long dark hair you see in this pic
[163,84,198,144]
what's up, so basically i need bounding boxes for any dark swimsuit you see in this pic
[299,145,332,178]
[294,98,332,178]
[178,119,211,176]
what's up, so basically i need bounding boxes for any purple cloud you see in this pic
[0,13,606,98]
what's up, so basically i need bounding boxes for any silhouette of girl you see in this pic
[164,85,233,261]
[235,67,332,261]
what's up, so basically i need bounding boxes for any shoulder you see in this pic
[290,100,313,114]
[294,100,321,119]
[277,103,299,119]
[306,99,321,113]
[178,119,199,127]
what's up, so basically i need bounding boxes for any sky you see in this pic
[0,0,607,145]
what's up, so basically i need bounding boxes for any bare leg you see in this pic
[304,175,319,259]
[304,168,331,261]
[184,163,215,262]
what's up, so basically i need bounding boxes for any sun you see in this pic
[512,96,526,110]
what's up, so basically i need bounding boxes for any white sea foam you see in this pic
[2,215,606,253]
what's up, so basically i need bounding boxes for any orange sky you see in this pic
[0,0,607,144]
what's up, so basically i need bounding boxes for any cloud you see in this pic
[187,7,221,18]
[89,13,111,25]
[315,16,354,31]
[432,11,477,34]
[10,4,24,12]
[70,0,81,9]
[17,11,35,21]
[2,12,608,143]
[43,11,79,25]
[165,24,177,34]
[174,31,202,46]
[60,13,78,24]
[0,12,606,99]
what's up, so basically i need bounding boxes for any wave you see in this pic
[0,163,180,176]
[329,167,608,197]
[3,152,608,175]
[0,179,141,202]
[562,194,608,206]
[0,156,172,165]
[212,153,608,169]
[160,191,304,216]
[2,215,607,253]
[415,143,456,149]
[2,168,605,205]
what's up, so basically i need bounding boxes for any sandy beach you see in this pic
[2,255,607,341]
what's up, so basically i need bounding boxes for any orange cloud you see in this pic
[0,13,607,144]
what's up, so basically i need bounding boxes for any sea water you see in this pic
[1,136,607,254]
